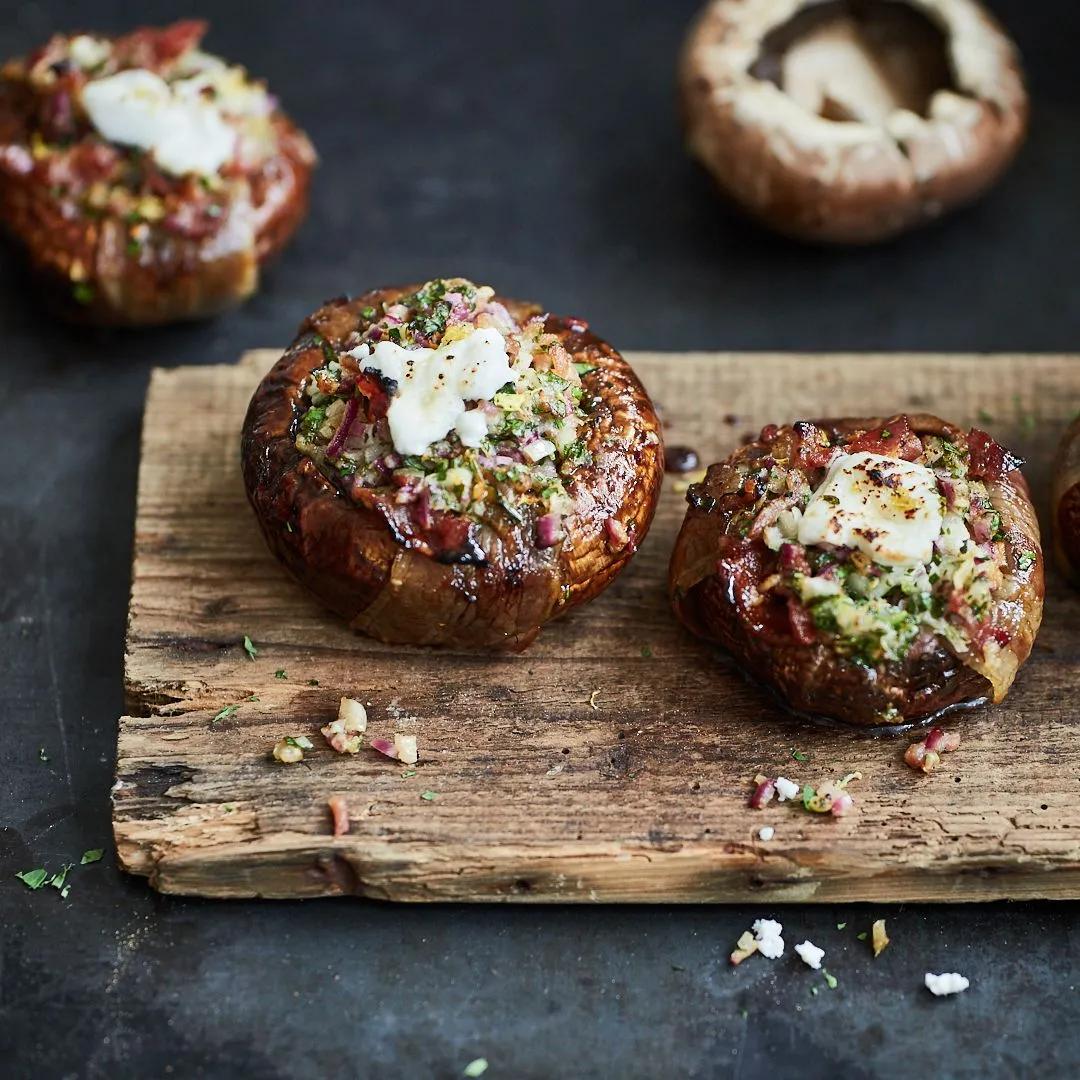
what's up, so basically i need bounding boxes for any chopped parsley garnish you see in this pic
[822,969,838,990]
[274,669,288,680]
[790,749,809,762]
[81,849,104,865]
[573,362,596,376]
[641,645,653,658]
[212,704,240,724]
[16,868,48,890]
[420,790,439,801]
[49,864,74,894]
[242,635,258,661]
[401,769,417,779]
[1016,551,1037,572]
[977,408,994,423]
[361,306,376,320]
[72,282,95,305]
[836,922,846,930]
[857,932,868,941]
[463,1060,489,1078]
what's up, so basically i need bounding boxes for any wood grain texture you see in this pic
[115,350,1080,902]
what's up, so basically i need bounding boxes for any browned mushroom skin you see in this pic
[1052,417,1080,585]
[669,415,1044,727]
[242,289,664,651]
[0,22,316,325]
[680,0,1028,244]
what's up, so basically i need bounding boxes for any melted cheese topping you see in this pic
[348,327,516,456]
[797,452,943,568]
[81,69,236,176]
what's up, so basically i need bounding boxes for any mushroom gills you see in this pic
[750,1,955,125]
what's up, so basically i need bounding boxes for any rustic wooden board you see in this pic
[115,350,1080,902]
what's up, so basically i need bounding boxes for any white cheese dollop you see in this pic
[757,826,774,842]
[81,69,236,176]
[798,451,943,568]
[349,327,516,457]
[925,972,970,997]
[752,918,784,959]
[795,940,825,970]
[775,776,800,802]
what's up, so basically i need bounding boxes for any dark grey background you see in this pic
[1,2,1077,1078]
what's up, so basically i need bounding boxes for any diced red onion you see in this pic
[325,397,358,460]
[749,778,776,809]
[536,513,562,548]
[415,485,433,530]
[370,737,396,759]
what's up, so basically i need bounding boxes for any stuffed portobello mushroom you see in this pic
[0,20,315,324]
[1052,417,1080,585]
[242,278,664,650]
[669,415,1043,727]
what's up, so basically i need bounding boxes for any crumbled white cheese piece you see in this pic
[68,35,110,70]
[798,451,943,568]
[752,918,784,959]
[795,940,825,970]
[349,327,516,456]
[81,69,236,176]
[757,826,775,842]
[322,698,368,754]
[925,972,970,997]
[393,733,418,765]
[775,776,800,802]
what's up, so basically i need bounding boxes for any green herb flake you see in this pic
[16,868,49,890]
[463,1060,488,1079]
[420,790,439,802]
[125,238,142,257]
[49,864,74,892]
[977,408,994,423]
[72,282,95,305]
[1017,551,1037,572]
[81,849,104,865]
[574,362,596,376]
[285,735,314,750]
[38,747,49,763]
[641,646,653,658]
[212,704,240,724]
[810,986,819,997]
[857,932,868,941]
[247,695,260,703]
[740,1009,749,1020]
[361,306,376,320]
[836,922,846,930]
[274,669,288,680]
[790,748,809,762]
[242,635,258,661]
[822,969,838,990]
[308,679,320,687]
[401,770,417,779]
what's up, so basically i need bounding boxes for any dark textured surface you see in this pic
[0,1,1077,1078]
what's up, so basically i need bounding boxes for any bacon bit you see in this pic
[749,776,776,809]
[906,727,961,772]
[968,428,1024,481]
[791,421,836,469]
[328,795,350,837]
[729,930,759,966]
[872,919,890,957]
[845,415,923,461]
[605,517,631,551]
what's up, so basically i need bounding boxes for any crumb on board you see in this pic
[872,919,890,957]
[925,972,969,996]
[322,697,367,754]
[328,795,350,837]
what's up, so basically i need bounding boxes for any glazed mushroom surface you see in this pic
[242,278,664,650]
[0,20,315,324]
[1052,418,1080,585]
[669,414,1043,727]
[680,0,1028,243]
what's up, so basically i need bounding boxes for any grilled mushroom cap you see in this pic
[680,0,1028,243]
[1052,417,1080,585]
[242,288,664,651]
